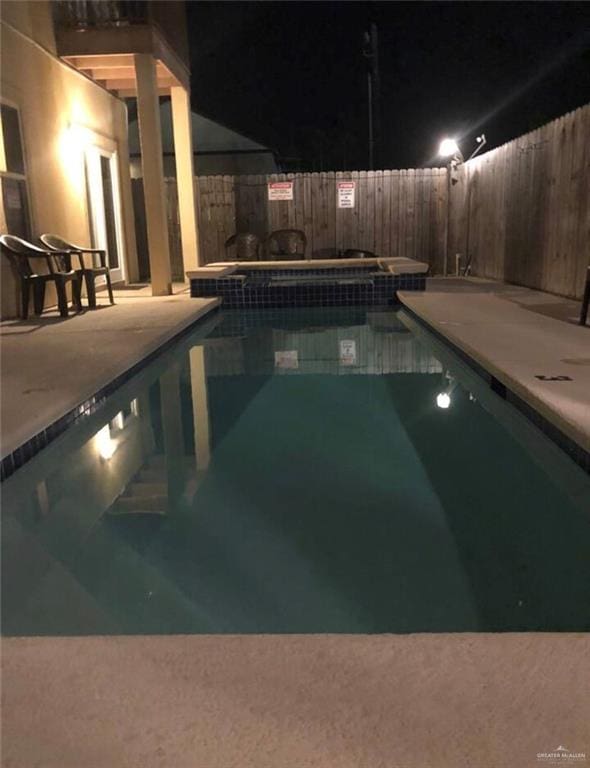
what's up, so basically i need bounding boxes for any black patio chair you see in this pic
[343,249,376,259]
[224,232,261,261]
[40,234,114,308]
[0,234,82,319]
[266,229,307,260]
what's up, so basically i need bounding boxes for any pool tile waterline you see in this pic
[190,268,425,308]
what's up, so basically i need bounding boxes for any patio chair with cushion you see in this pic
[224,232,261,261]
[0,234,82,319]
[266,229,307,260]
[40,234,114,308]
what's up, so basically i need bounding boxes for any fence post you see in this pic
[579,266,590,326]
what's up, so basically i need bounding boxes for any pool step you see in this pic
[135,467,165,482]
[110,494,168,515]
[128,481,167,497]
[142,454,194,471]
[108,454,200,516]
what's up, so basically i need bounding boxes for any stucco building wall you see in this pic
[0,2,138,318]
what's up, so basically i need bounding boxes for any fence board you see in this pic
[374,170,384,257]
[326,172,336,254]
[390,170,401,257]
[381,170,391,257]
[303,173,313,257]
[573,105,590,293]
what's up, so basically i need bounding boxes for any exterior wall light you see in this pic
[436,372,458,409]
[96,424,117,460]
[438,135,486,164]
[438,138,463,160]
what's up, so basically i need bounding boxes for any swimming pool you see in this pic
[2,307,589,635]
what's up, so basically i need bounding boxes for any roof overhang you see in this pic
[58,25,189,95]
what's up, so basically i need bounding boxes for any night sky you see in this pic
[187,1,590,171]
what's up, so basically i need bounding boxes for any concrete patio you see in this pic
[0,285,219,459]
[399,277,590,454]
[2,633,589,768]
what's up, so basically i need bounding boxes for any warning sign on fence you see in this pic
[337,181,356,208]
[274,350,299,369]
[339,339,357,365]
[268,181,294,201]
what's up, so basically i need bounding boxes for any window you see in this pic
[109,399,139,435]
[0,104,31,239]
[84,144,125,282]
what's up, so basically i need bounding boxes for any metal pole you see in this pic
[367,70,374,170]
[464,168,472,275]
[363,24,379,170]
[444,165,450,276]
[579,266,590,326]
[370,22,381,169]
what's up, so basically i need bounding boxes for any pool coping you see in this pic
[190,256,429,274]
[398,304,590,474]
[0,299,221,482]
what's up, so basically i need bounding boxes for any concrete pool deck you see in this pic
[399,277,590,454]
[0,286,220,459]
[2,633,589,768]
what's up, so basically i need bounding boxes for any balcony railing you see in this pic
[54,1,149,29]
[54,1,191,75]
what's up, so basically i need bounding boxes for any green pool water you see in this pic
[2,307,589,635]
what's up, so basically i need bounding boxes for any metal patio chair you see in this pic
[224,232,261,261]
[40,234,115,308]
[0,234,82,319]
[266,229,307,260]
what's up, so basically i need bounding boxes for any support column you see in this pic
[117,123,140,283]
[134,53,172,295]
[160,365,185,508]
[171,85,201,270]
[189,345,211,472]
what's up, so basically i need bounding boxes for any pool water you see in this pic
[2,307,589,635]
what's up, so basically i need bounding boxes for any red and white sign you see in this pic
[275,350,298,369]
[268,181,294,201]
[337,181,356,208]
[339,339,357,366]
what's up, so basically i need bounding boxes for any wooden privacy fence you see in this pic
[195,169,448,268]
[132,170,449,275]
[449,103,590,299]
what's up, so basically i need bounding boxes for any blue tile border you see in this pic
[190,270,426,309]
[402,305,590,474]
[0,305,221,483]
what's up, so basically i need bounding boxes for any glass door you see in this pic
[85,146,125,284]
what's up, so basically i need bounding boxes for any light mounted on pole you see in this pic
[438,134,487,164]
[438,138,463,161]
